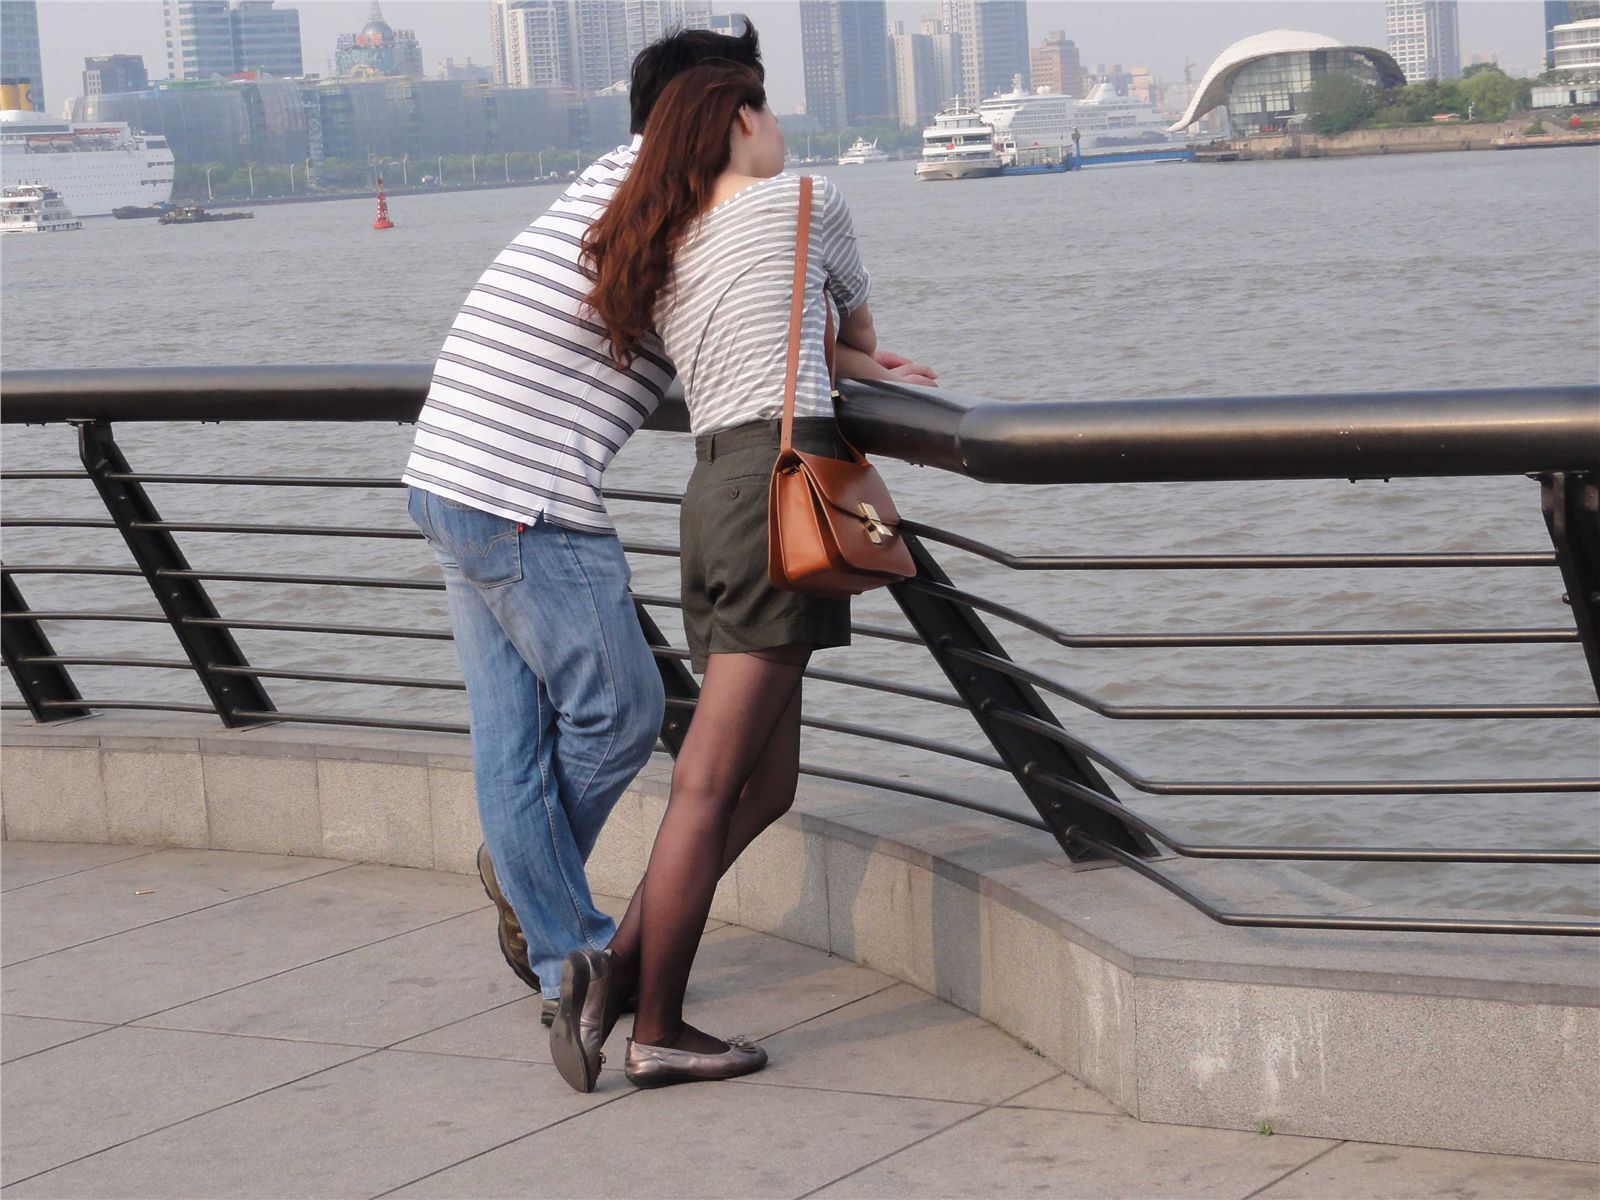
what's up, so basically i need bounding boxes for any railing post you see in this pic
[1,571,92,722]
[890,534,1157,863]
[635,601,698,756]
[1542,471,1600,701]
[76,420,276,727]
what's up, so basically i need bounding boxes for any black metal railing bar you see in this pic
[3,365,1596,939]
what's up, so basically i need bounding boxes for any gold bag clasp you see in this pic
[857,502,891,544]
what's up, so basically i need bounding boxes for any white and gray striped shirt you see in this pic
[402,138,670,535]
[657,173,871,437]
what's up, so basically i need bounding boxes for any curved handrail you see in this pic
[3,365,1596,482]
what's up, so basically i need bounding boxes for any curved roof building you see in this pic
[1170,30,1405,134]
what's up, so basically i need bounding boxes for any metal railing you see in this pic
[4,365,1598,937]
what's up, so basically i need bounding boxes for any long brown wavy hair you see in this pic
[583,62,769,366]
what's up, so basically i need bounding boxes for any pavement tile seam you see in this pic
[1238,1140,1349,1200]
[0,858,363,969]
[0,1018,116,1066]
[0,846,162,893]
[1,1045,387,1192]
[743,979,903,1043]
[91,901,497,1029]
[367,1087,647,1200]
[794,1098,997,1200]
[728,1065,1084,1108]
[790,1064,1083,1199]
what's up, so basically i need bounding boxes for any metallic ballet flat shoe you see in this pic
[549,948,612,1093]
[623,1034,768,1088]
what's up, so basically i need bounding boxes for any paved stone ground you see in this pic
[1,843,1595,1200]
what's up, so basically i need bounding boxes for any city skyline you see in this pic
[30,1,1551,119]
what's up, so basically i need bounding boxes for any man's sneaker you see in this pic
[476,843,541,994]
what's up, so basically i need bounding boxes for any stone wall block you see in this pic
[1134,977,1600,1160]
[102,749,208,848]
[201,752,319,857]
[427,764,480,875]
[734,818,828,952]
[316,758,431,868]
[2,747,109,844]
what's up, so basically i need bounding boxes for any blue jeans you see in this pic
[408,487,664,997]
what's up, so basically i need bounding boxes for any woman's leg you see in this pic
[606,683,802,1000]
[626,644,811,1052]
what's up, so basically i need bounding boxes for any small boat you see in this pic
[159,204,254,224]
[838,137,889,165]
[0,183,83,233]
[112,202,175,219]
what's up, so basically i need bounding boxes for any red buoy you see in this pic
[373,175,394,230]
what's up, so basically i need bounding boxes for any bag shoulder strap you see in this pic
[780,174,814,456]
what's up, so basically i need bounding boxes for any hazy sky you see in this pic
[35,1,1551,116]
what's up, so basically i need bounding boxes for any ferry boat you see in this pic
[0,108,175,218]
[916,105,1000,181]
[838,137,889,165]
[979,78,1179,166]
[0,183,83,233]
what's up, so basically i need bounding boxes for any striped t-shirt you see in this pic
[657,173,871,437]
[402,138,671,535]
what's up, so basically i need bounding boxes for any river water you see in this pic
[4,148,1598,918]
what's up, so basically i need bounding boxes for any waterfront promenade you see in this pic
[3,840,1597,1199]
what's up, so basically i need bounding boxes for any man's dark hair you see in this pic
[629,21,763,134]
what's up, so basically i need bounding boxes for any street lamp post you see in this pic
[538,150,544,177]
[247,164,255,198]
[503,152,510,181]
[471,154,477,183]
[288,162,296,192]
[205,165,215,201]
[304,157,313,190]
[401,155,408,186]
[437,155,444,185]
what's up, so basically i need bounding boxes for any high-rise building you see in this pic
[799,2,846,128]
[1,0,45,110]
[571,1,631,91]
[232,0,302,75]
[499,0,574,89]
[925,20,962,110]
[1030,30,1084,97]
[164,0,301,79]
[624,1,714,61]
[83,55,149,97]
[707,11,749,36]
[799,0,891,128]
[1385,0,1460,82]
[1545,2,1600,68]
[889,25,938,126]
[939,0,1027,103]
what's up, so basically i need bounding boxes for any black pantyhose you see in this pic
[606,644,810,1053]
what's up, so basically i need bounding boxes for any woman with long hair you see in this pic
[547,61,919,1091]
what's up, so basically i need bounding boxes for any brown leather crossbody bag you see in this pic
[767,176,914,598]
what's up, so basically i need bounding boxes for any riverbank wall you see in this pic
[1202,120,1600,162]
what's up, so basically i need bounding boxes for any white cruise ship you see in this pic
[0,109,175,218]
[838,137,889,165]
[979,78,1179,164]
[916,105,1000,181]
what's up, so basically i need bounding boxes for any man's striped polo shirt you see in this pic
[402,138,671,535]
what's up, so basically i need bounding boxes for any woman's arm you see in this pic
[835,343,938,387]
[836,301,876,358]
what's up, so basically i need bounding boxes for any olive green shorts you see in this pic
[680,417,852,674]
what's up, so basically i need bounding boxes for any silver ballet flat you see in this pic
[549,948,612,1093]
[623,1034,769,1088]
